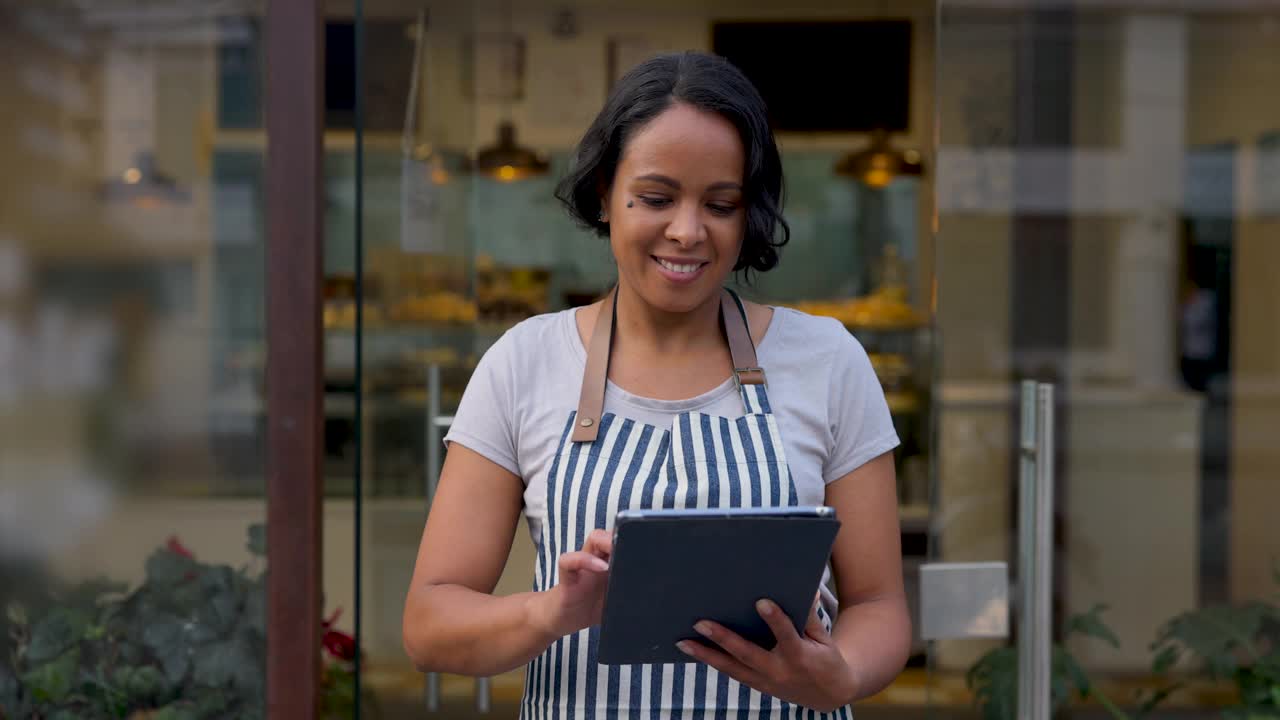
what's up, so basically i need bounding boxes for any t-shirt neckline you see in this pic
[559,302,783,413]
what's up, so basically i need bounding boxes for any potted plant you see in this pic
[0,526,375,719]
[1149,563,1280,719]
[966,604,1174,720]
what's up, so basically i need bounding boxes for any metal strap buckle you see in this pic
[733,366,767,388]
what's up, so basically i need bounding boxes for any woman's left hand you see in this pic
[677,597,859,713]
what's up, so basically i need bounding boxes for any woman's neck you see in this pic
[612,282,725,358]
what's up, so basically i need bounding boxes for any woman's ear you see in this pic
[597,179,612,223]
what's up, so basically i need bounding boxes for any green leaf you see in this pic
[153,702,201,720]
[1152,645,1180,673]
[113,665,167,703]
[27,608,90,663]
[1054,646,1091,696]
[247,524,267,557]
[157,642,191,687]
[966,647,1017,720]
[194,582,241,637]
[192,640,239,688]
[1067,604,1121,649]
[145,549,197,588]
[244,583,266,637]
[20,646,80,703]
[1152,603,1269,678]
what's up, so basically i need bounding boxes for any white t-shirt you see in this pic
[444,305,900,546]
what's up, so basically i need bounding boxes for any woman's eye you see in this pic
[708,203,738,216]
[639,196,671,208]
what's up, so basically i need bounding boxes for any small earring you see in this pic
[598,211,607,222]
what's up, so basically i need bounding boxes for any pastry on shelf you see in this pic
[386,290,478,326]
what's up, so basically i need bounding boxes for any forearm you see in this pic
[403,584,559,677]
[831,593,913,701]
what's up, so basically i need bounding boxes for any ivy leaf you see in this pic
[145,549,197,589]
[21,646,80,703]
[192,639,239,688]
[27,608,89,663]
[1066,604,1121,649]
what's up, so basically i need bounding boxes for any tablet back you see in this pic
[598,509,840,666]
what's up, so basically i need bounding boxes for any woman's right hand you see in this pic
[533,529,613,639]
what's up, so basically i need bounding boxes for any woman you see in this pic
[403,51,910,718]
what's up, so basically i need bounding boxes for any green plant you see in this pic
[966,604,1174,720]
[1150,561,1280,720]
[0,526,372,720]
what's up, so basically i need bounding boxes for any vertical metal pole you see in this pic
[475,676,492,713]
[424,362,441,712]
[424,671,441,713]
[426,363,441,499]
[1017,381,1038,720]
[1033,384,1056,720]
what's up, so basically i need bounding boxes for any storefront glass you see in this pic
[932,1,1280,717]
[0,2,278,717]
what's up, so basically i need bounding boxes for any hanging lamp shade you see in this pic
[474,121,549,182]
[834,129,923,188]
[101,150,191,208]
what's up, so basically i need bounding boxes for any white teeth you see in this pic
[656,258,702,274]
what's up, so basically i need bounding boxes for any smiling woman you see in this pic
[402,51,910,720]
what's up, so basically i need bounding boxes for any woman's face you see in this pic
[603,102,746,314]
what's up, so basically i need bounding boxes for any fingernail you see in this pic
[593,558,609,572]
[676,641,694,654]
[756,599,773,616]
[693,621,712,637]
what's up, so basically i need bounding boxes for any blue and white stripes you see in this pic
[521,379,848,720]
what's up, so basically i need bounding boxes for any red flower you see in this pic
[321,607,357,661]
[323,628,357,662]
[166,536,195,559]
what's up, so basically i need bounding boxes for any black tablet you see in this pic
[597,506,840,666]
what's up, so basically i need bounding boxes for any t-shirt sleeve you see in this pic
[823,327,901,484]
[442,331,521,478]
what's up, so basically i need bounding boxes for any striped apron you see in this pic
[521,288,850,720]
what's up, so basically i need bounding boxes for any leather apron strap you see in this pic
[571,287,764,442]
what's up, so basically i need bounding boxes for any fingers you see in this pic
[583,528,613,560]
[692,620,774,672]
[558,550,609,576]
[804,592,829,641]
[756,599,805,654]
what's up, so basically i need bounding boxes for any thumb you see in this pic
[804,591,829,641]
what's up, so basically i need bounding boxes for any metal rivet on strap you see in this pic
[580,418,594,427]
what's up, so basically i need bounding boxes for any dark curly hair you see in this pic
[555,51,789,275]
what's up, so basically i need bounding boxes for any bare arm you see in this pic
[826,451,913,700]
[402,443,611,677]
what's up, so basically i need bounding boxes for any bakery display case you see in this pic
[790,245,934,517]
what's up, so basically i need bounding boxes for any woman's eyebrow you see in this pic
[633,174,742,192]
